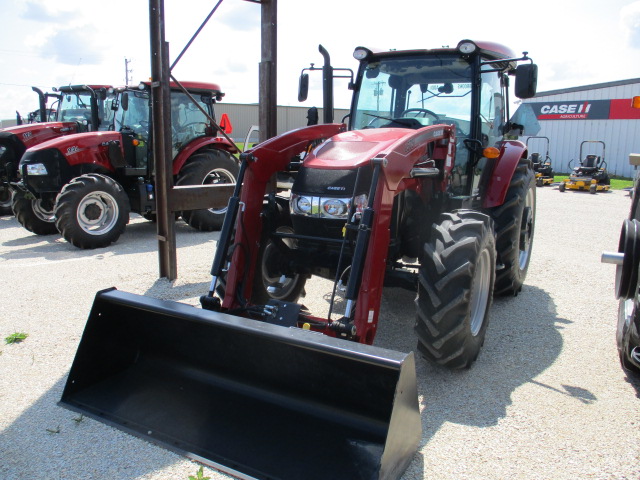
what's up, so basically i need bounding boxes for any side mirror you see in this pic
[121,92,129,111]
[515,64,538,99]
[298,73,309,102]
[306,107,318,126]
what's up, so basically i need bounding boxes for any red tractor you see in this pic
[13,81,238,248]
[1,85,114,215]
[61,40,539,480]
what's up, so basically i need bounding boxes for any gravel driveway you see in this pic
[0,185,638,480]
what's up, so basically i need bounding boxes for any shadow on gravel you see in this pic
[373,284,567,450]
[0,376,183,479]
[0,216,219,263]
[144,278,211,303]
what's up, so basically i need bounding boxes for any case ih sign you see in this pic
[527,99,640,120]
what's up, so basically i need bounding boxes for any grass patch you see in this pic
[5,332,28,344]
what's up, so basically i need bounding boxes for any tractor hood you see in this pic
[25,131,121,154]
[1,122,78,149]
[303,124,452,190]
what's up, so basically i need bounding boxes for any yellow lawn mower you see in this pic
[526,136,554,186]
[559,140,610,194]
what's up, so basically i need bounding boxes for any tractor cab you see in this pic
[299,40,538,200]
[112,82,230,173]
[56,85,116,132]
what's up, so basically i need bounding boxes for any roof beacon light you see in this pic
[457,41,477,55]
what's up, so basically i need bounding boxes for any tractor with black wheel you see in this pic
[559,140,610,194]
[1,84,115,217]
[59,40,539,480]
[601,97,640,377]
[204,39,539,369]
[13,81,238,249]
[526,136,554,186]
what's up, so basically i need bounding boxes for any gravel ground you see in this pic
[1,185,639,480]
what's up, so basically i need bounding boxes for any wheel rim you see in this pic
[469,247,492,336]
[261,227,301,299]
[32,199,55,223]
[76,192,119,235]
[518,187,535,270]
[202,168,236,214]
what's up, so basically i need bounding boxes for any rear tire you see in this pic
[11,189,57,234]
[415,210,496,369]
[176,150,239,231]
[488,158,536,296]
[54,174,130,249]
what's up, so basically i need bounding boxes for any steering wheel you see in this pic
[400,108,440,121]
[176,121,208,132]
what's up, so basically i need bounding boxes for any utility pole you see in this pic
[124,58,133,86]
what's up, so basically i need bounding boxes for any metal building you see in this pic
[521,78,640,178]
[216,103,350,145]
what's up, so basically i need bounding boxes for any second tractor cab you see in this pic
[526,136,554,186]
[0,84,115,216]
[12,81,238,249]
[559,140,610,194]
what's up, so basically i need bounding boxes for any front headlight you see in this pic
[291,193,367,219]
[26,163,48,175]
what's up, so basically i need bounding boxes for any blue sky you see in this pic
[0,0,639,120]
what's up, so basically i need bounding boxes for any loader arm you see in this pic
[221,123,346,310]
[221,123,454,345]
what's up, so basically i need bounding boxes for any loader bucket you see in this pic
[60,289,421,480]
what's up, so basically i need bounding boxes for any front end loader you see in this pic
[60,40,538,480]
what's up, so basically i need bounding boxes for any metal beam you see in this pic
[259,0,277,143]
[149,0,177,279]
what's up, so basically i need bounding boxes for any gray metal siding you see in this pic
[523,81,640,177]
[216,103,350,144]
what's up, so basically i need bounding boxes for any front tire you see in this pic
[176,150,239,231]
[617,298,640,376]
[11,189,57,235]
[489,158,536,296]
[0,186,12,216]
[415,210,496,369]
[251,226,307,304]
[54,174,130,249]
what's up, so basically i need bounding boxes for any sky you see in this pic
[0,0,639,121]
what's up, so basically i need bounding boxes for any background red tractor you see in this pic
[13,81,238,248]
[1,84,114,215]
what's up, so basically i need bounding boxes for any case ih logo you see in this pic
[67,146,80,154]
[528,99,640,121]
[22,131,33,140]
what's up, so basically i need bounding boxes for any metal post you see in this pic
[149,0,177,279]
[259,0,277,143]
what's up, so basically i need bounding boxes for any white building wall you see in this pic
[523,81,640,177]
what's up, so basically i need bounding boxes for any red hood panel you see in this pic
[28,131,121,152]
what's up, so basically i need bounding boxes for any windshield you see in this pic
[115,90,150,136]
[170,91,214,157]
[352,54,472,134]
[58,90,114,131]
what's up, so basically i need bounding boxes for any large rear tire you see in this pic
[488,158,536,296]
[11,189,57,235]
[54,174,130,249]
[176,150,239,231]
[415,210,496,369]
